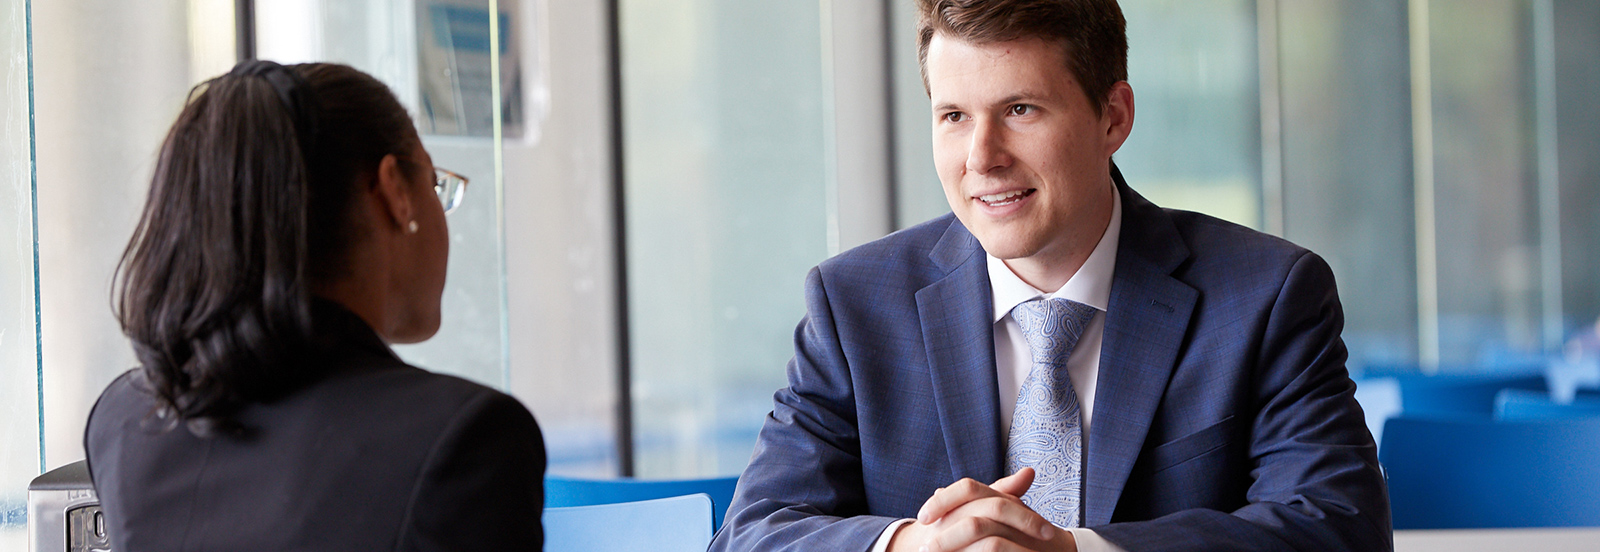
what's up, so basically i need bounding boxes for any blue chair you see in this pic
[545,475,739,530]
[1380,416,1600,528]
[1389,372,1546,417]
[1495,388,1600,420]
[544,494,713,552]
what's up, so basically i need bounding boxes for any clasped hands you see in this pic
[887,467,1077,552]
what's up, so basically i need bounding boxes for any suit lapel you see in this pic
[916,221,1005,485]
[1084,174,1198,526]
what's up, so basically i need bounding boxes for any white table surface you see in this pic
[1395,527,1600,551]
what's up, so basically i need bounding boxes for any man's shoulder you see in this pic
[1166,207,1304,254]
[819,212,965,276]
[1146,204,1328,289]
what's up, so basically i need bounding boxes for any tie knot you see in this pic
[1011,298,1097,367]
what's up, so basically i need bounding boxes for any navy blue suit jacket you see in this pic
[712,175,1391,551]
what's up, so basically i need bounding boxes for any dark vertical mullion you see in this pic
[235,0,255,61]
[606,0,635,478]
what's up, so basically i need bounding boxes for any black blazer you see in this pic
[84,302,546,551]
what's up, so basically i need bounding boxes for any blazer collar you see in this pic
[311,297,403,363]
[1083,165,1198,525]
[918,219,1006,483]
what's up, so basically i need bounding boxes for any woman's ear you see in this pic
[372,153,415,233]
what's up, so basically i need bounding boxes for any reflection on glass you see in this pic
[416,0,524,138]
[621,0,828,477]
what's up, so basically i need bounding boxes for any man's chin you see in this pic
[973,237,1039,261]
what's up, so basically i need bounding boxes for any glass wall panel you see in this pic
[621,0,828,477]
[1117,0,1262,228]
[0,0,37,545]
[494,0,621,476]
[29,0,555,471]
[259,0,627,475]
[32,0,208,469]
[259,0,513,389]
[1279,0,1418,368]
[1555,0,1600,346]
[1428,1,1542,365]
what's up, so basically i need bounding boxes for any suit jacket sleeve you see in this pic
[711,266,901,552]
[398,389,548,552]
[1094,252,1392,551]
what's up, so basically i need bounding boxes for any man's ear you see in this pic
[1101,81,1135,157]
[372,153,414,233]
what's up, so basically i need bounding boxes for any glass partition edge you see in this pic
[27,0,42,475]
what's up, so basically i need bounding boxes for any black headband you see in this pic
[228,60,320,157]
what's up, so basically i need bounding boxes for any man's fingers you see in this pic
[923,514,1023,552]
[991,467,1035,498]
[915,474,1054,540]
[957,495,1056,541]
[922,508,1053,552]
[917,478,996,524]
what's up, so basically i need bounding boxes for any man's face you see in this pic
[927,34,1129,267]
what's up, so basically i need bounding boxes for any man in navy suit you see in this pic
[711,1,1390,550]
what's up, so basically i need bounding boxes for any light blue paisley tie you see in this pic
[1006,297,1098,528]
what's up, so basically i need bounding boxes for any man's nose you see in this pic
[965,119,1012,175]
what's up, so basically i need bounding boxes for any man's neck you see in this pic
[1002,253,1083,294]
[1001,191,1117,292]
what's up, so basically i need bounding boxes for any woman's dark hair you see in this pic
[115,61,420,435]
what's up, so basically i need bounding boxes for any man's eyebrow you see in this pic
[998,92,1048,105]
[932,92,1050,113]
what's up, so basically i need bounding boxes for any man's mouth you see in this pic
[977,189,1035,207]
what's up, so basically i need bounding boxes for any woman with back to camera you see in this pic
[83,60,545,550]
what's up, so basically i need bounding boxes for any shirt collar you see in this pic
[988,187,1122,323]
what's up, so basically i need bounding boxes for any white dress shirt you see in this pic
[872,191,1127,552]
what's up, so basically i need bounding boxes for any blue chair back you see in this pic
[544,494,713,552]
[545,475,739,530]
[1391,373,1546,417]
[1495,388,1600,420]
[1380,416,1600,528]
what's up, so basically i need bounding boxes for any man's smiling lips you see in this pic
[976,188,1037,207]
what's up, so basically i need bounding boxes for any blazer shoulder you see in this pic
[1161,207,1322,281]
[88,369,147,420]
[397,374,546,550]
[324,360,533,432]
[816,213,963,285]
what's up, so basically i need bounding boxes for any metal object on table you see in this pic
[28,460,110,552]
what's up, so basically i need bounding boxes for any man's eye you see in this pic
[1009,104,1033,116]
[942,112,965,123]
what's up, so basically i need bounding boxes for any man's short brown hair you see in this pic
[917,0,1128,115]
